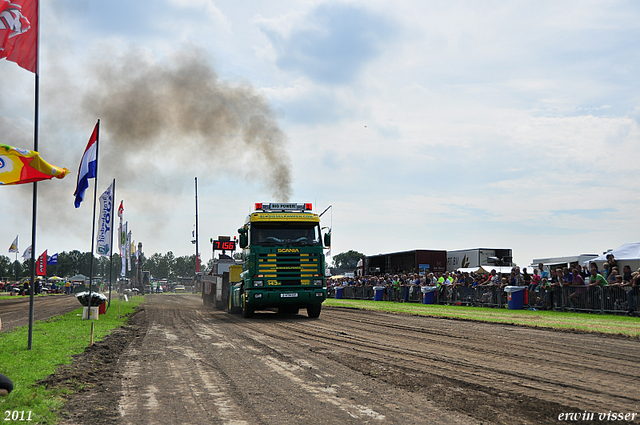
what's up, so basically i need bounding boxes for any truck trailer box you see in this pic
[364,250,447,275]
[447,248,513,272]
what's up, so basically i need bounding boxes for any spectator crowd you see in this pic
[329,254,640,316]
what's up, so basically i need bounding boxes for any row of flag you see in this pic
[8,235,57,276]
[2,2,137,279]
[8,236,57,263]
[2,121,136,275]
[7,221,138,275]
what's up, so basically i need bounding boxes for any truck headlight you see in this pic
[253,280,264,287]
[313,279,323,286]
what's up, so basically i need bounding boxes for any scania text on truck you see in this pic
[230,202,331,318]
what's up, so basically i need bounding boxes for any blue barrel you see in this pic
[373,287,384,301]
[423,290,435,304]
[335,287,344,299]
[506,287,525,310]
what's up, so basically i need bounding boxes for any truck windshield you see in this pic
[251,223,321,246]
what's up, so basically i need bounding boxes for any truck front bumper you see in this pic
[245,288,326,308]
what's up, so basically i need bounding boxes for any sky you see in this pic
[1,0,640,270]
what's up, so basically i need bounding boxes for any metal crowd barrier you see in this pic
[529,286,564,310]
[341,286,375,300]
[328,284,639,315]
[471,286,504,308]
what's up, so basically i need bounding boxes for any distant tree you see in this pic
[80,252,94,276]
[58,250,84,277]
[11,260,21,280]
[146,253,163,279]
[174,255,196,278]
[0,255,12,278]
[20,258,33,277]
[331,250,365,270]
[205,258,215,274]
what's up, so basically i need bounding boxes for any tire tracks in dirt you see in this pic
[48,295,640,424]
[117,296,476,425]
[232,306,640,423]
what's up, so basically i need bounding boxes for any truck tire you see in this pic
[215,295,224,310]
[228,292,241,314]
[242,296,254,318]
[219,282,230,311]
[307,304,321,318]
[205,291,214,307]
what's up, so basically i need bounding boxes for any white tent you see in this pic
[70,274,88,283]
[583,242,640,272]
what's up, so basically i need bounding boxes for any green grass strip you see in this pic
[0,296,145,424]
[0,294,47,301]
[324,299,640,337]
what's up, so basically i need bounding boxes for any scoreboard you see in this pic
[211,239,236,251]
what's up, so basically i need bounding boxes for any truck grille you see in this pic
[257,252,321,285]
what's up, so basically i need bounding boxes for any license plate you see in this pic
[280,293,298,298]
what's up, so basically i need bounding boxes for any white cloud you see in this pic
[2,0,640,269]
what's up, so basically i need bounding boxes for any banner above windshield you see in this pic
[250,213,320,222]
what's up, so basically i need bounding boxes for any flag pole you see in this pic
[108,178,115,308]
[27,0,41,351]
[86,120,100,319]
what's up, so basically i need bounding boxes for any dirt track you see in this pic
[24,295,640,423]
[0,295,81,332]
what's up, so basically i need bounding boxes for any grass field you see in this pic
[0,296,145,424]
[0,294,47,301]
[324,298,640,337]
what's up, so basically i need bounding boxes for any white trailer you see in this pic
[530,254,598,273]
[447,248,513,272]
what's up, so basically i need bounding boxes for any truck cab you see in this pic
[230,202,331,318]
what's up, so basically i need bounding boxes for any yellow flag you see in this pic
[0,144,68,185]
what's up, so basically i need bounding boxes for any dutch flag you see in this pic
[74,121,99,208]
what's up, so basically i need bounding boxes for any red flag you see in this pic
[0,0,38,73]
[36,249,47,276]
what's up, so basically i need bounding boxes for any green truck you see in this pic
[228,202,331,318]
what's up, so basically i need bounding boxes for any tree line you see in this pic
[0,250,366,282]
[0,251,199,283]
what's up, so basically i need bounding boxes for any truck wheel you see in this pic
[307,304,321,318]
[215,298,224,311]
[242,297,254,318]
[228,292,241,314]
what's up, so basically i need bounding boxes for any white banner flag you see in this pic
[8,236,18,253]
[96,183,113,256]
[121,221,127,277]
[127,230,132,272]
